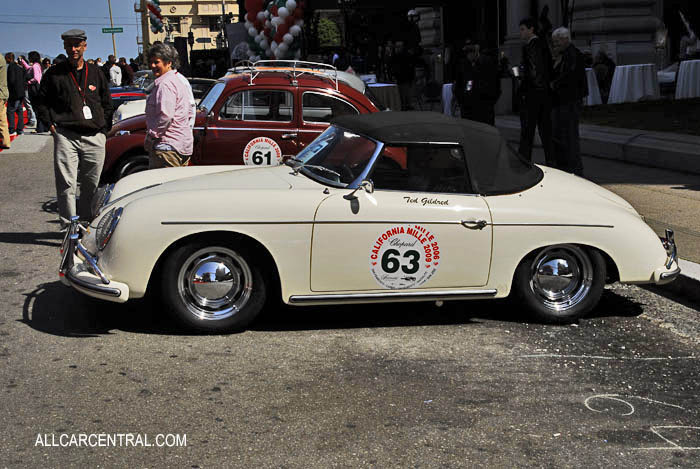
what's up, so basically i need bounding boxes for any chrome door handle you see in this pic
[461,219,488,230]
[281,133,298,140]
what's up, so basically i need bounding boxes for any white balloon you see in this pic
[264,10,270,18]
[278,7,289,18]
[245,20,252,29]
[265,19,271,28]
[260,38,269,49]
[271,16,281,26]
[294,49,302,59]
[283,33,294,45]
[290,25,301,36]
[257,11,266,21]
[274,48,282,58]
[271,41,278,51]
[277,42,289,54]
[255,33,263,43]
[265,48,273,57]
[294,19,304,27]
[286,0,297,11]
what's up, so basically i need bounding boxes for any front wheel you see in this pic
[513,245,606,324]
[114,154,149,180]
[161,241,266,332]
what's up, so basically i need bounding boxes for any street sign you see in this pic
[196,37,212,43]
[102,27,123,34]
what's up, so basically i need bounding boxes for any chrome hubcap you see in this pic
[177,247,253,321]
[529,245,593,312]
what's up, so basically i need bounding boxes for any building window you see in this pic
[207,16,220,32]
[167,16,181,33]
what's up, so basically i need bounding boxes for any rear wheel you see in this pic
[115,154,149,180]
[513,245,606,324]
[161,241,266,332]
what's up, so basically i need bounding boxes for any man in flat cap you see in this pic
[35,29,113,230]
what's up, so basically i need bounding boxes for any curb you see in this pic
[657,259,700,305]
[495,117,700,176]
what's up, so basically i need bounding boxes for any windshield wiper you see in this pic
[286,158,340,179]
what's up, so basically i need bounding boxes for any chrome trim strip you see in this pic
[205,127,298,132]
[660,267,681,281]
[492,223,614,228]
[161,220,466,225]
[289,289,498,304]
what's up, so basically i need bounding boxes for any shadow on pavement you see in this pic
[0,231,63,248]
[20,281,189,338]
[20,281,645,337]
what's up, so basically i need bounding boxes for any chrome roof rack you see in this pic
[227,60,340,90]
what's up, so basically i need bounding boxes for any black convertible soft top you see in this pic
[331,111,543,196]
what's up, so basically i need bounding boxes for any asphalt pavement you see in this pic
[1,133,699,468]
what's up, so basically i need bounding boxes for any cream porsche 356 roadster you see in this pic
[59,112,680,332]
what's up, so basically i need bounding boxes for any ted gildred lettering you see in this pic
[403,196,449,206]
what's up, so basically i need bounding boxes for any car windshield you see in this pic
[292,126,380,188]
[198,81,226,114]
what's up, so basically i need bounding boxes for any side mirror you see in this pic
[344,179,374,200]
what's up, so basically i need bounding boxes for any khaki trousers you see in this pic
[0,99,10,148]
[53,127,106,224]
[149,149,190,169]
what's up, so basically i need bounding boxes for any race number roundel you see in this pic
[369,225,441,289]
[243,137,283,166]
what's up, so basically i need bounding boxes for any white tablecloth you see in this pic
[585,68,602,106]
[608,64,660,104]
[441,83,458,116]
[675,60,700,99]
[359,74,377,84]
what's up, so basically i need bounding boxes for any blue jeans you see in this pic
[7,99,24,134]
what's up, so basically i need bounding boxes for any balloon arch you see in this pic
[243,0,306,61]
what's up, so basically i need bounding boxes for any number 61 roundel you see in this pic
[243,137,283,166]
[369,225,441,289]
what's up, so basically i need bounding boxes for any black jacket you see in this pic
[521,36,552,93]
[7,62,25,101]
[35,61,113,135]
[552,44,588,105]
[454,53,501,104]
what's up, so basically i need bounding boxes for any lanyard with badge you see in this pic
[69,65,92,120]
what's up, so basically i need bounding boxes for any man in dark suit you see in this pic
[454,43,501,126]
[551,27,588,176]
[517,17,555,166]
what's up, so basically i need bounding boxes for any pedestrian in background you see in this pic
[551,27,587,176]
[517,17,555,166]
[454,42,501,126]
[35,29,113,229]
[103,55,121,86]
[392,41,418,110]
[118,57,134,86]
[144,43,193,168]
[0,54,11,149]
[41,57,51,74]
[20,51,49,133]
[5,53,26,137]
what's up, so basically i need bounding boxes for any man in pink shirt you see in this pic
[144,43,194,168]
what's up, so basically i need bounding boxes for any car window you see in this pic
[199,81,226,113]
[220,90,293,122]
[370,145,471,194]
[190,82,214,100]
[302,92,358,124]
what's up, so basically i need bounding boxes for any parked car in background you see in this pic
[61,112,679,333]
[112,77,216,124]
[102,61,384,181]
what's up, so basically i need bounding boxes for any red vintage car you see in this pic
[103,61,385,181]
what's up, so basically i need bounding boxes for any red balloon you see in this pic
[246,12,256,23]
[254,19,263,30]
[293,8,304,19]
[271,6,278,16]
[264,27,272,37]
[245,0,252,10]
[277,23,289,36]
[285,15,294,25]
[274,33,282,43]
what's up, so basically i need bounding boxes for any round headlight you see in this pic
[92,183,115,219]
[96,207,123,251]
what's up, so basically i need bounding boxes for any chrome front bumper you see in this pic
[654,229,681,285]
[58,216,129,302]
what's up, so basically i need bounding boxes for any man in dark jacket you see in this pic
[551,27,587,176]
[5,53,26,136]
[517,17,555,165]
[118,57,134,86]
[35,29,113,229]
[454,43,501,126]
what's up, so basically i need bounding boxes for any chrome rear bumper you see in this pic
[654,229,680,285]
